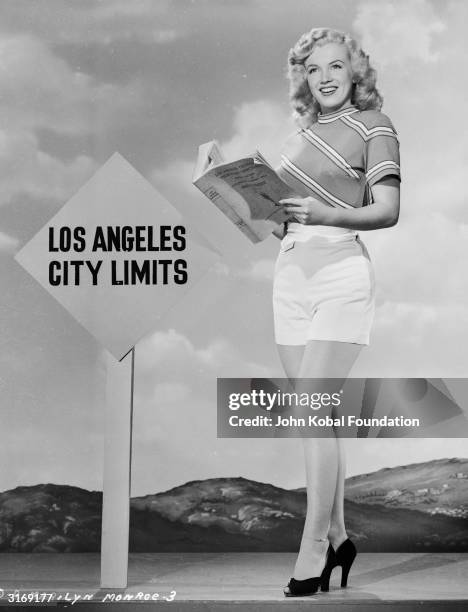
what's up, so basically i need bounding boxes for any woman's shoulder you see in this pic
[355,109,398,132]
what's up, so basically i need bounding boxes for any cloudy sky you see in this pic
[1,0,467,497]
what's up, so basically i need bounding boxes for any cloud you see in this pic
[365,212,467,307]
[150,100,293,264]
[151,29,180,44]
[355,298,468,377]
[132,328,271,447]
[0,34,152,206]
[1,35,105,134]
[349,0,468,232]
[0,1,180,45]
[353,0,446,66]
[152,381,191,404]
[91,0,170,18]
[0,129,96,207]
[136,328,270,383]
[130,328,302,496]
[375,300,438,343]
[220,100,296,166]
[151,99,293,192]
[0,231,19,253]
[360,211,468,376]
[0,35,100,206]
[239,258,276,282]
[349,1,468,378]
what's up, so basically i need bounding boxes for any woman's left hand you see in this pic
[278,196,336,226]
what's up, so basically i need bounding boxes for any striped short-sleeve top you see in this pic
[277,106,401,225]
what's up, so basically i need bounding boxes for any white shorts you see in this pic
[272,225,375,346]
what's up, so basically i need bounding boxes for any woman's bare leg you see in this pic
[276,344,305,381]
[301,342,362,552]
[277,340,362,578]
[328,436,348,550]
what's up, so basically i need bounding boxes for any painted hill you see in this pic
[0,484,102,552]
[0,459,467,552]
[344,457,468,518]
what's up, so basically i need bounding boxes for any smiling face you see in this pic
[304,42,354,114]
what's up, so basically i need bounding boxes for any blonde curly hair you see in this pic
[287,28,383,128]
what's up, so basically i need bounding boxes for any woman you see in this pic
[272,28,401,596]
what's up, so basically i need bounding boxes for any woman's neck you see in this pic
[319,103,356,117]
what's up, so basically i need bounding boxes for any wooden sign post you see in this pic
[14,153,220,587]
[100,348,134,588]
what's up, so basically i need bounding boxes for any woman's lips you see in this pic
[319,86,338,95]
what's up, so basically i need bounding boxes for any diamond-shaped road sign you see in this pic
[14,152,220,360]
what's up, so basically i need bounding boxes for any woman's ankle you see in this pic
[294,538,329,579]
[328,526,347,550]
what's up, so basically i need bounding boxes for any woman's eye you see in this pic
[331,64,342,69]
[307,67,317,74]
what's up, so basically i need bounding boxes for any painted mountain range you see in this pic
[0,458,466,553]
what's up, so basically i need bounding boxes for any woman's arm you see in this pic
[279,176,400,231]
[326,177,400,230]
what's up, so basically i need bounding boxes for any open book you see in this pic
[192,141,294,243]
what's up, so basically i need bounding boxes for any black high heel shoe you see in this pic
[283,545,336,597]
[327,538,357,587]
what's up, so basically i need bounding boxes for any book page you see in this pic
[207,157,292,222]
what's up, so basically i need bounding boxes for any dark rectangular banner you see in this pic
[217,378,468,438]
